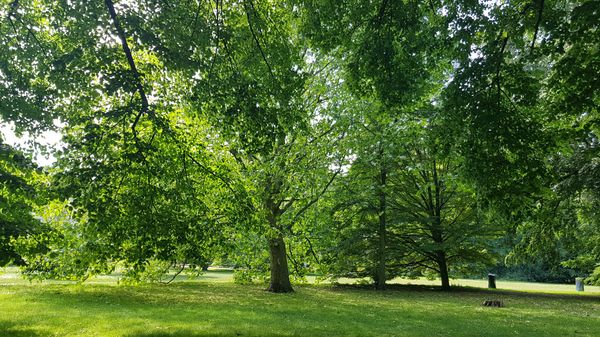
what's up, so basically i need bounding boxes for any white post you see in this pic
[576,277,584,292]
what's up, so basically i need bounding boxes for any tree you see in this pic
[390,119,498,290]
[0,138,43,265]
[323,110,498,290]
[298,1,472,289]
[542,0,600,279]
[321,98,408,290]
[438,0,600,282]
[180,0,348,292]
[2,0,343,292]
[319,117,384,288]
[1,0,247,280]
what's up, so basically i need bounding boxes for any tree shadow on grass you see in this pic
[0,321,50,337]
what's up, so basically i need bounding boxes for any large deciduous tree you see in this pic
[2,0,341,292]
[180,0,346,292]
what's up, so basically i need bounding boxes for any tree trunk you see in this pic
[264,171,293,293]
[267,236,293,293]
[375,166,387,290]
[437,251,450,291]
[431,160,450,291]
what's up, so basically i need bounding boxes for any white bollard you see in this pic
[575,277,585,292]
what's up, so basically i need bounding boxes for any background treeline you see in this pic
[0,0,598,292]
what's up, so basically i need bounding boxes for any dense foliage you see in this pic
[0,0,598,290]
[0,138,44,265]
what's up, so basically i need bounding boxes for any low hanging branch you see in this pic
[104,0,253,212]
[286,243,302,275]
[160,261,186,285]
[304,236,321,264]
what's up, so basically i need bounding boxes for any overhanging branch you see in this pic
[104,0,154,140]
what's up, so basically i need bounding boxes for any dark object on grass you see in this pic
[576,278,585,292]
[482,300,503,307]
[488,273,496,289]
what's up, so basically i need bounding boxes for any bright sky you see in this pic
[0,121,62,166]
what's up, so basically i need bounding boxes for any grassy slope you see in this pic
[1,270,599,337]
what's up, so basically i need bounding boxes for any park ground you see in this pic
[1,267,599,337]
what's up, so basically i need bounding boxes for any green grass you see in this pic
[1,268,599,337]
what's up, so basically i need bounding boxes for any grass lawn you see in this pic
[1,268,599,337]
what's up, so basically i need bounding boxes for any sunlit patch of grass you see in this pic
[4,266,598,294]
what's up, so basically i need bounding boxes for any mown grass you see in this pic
[1,269,599,337]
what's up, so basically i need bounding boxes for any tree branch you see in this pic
[6,0,47,55]
[160,262,186,285]
[305,236,321,264]
[495,34,509,99]
[243,0,277,83]
[104,0,154,140]
[291,170,340,224]
[530,0,544,53]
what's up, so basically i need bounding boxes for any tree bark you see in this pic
[264,172,294,293]
[267,235,293,293]
[375,165,387,290]
[431,159,450,291]
[437,251,450,291]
